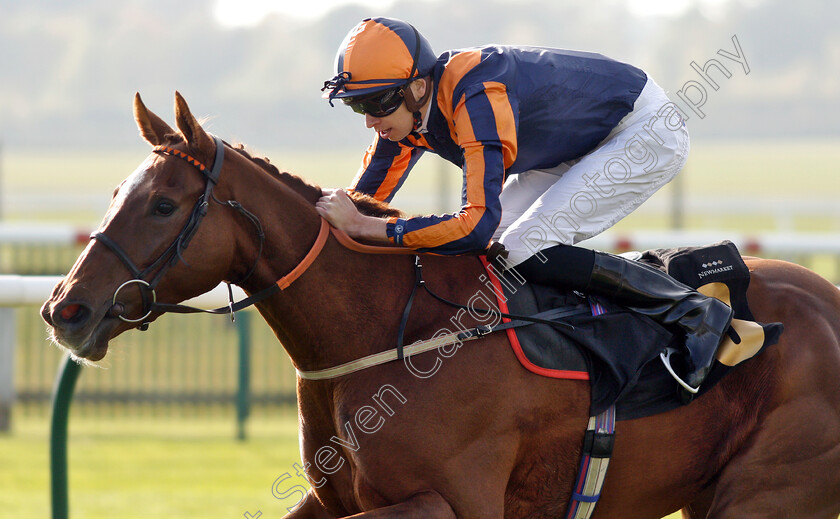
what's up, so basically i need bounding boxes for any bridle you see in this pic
[91,135,267,329]
[88,133,584,376]
[91,133,420,332]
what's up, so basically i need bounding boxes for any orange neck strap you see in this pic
[275,218,416,291]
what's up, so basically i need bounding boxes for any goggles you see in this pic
[342,87,405,117]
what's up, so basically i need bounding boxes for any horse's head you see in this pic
[41,92,243,362]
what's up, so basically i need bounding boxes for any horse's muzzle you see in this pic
[41,289,118,362]
[42,298,95,339]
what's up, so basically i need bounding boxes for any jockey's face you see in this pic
[362,78,427,142]
[364,103,414,142]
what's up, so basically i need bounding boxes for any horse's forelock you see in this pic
[161,133,185,147]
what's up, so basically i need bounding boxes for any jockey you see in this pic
[317,16,733,392]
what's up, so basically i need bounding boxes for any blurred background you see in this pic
[1,0,838,517]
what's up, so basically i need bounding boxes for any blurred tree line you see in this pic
[1,0,837,151]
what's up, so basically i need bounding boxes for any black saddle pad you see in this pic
[494,240,783,420]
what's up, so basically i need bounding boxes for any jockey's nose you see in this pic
[365,113,380,129]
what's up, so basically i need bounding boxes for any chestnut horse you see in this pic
[42,93,840,518]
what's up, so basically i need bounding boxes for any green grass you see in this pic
[0,410,688,519]
[0,410,308,519]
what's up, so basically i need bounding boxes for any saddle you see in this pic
[485,240,784,420]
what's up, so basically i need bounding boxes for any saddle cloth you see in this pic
[485,240,784,420]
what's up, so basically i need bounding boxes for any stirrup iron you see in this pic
[660,347,700,395]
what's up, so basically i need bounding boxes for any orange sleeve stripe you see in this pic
[483,81,518,169]
[348,134,414,202]
[399,205,487,249]
[437,50,482,137]
[373,147,413,200]
[349,135,380,191]
[402,62,512,250]
[350,133,379,191]
[453,102,487,209]
[400,105,489,248]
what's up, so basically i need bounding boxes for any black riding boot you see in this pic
[586,251,733,391]
[514,246,734,391]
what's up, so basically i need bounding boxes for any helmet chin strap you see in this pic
[405,77,433,131]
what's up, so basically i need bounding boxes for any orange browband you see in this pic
[152,145,208,172]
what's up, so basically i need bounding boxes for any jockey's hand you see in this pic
[316,188,357,229]
[316,188,389,243]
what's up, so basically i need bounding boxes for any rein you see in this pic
[91,135,227,328]
[153,221,423,317]
[92,136,271,328]
[151,218,333,317]
[93,135,585,380]
[92,135,419,330]
[297,256,588,380]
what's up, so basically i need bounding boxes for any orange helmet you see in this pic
[322,17,436,105]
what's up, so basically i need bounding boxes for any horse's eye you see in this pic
[154,199,177,217]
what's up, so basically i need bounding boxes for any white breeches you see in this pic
[494,77,690,267]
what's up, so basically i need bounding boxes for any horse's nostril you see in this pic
[60,304,81,322]
[55,302,91,327]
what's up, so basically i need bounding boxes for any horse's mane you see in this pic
[229,143,403,218]
[346,191,404,218]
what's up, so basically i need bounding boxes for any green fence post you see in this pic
[235,311,251,441]
[50,355,82,519]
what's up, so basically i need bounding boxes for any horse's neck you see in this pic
[250,236,414,372]
[224,161,417,372]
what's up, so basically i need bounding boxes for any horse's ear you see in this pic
[133,93,174,146]
[173,91,214,157]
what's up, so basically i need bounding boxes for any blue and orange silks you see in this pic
[349,45,647,255]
